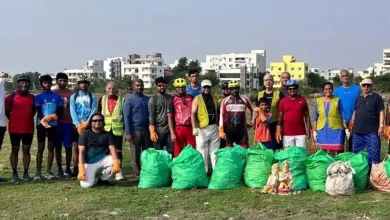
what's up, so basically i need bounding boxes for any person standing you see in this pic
[257,74,284,150]
[5,74,36,182]
[98,82,125,181]
[77,113,120,188]
[70,75,97,177]
[185,69,201,97]
[191,80,219,173]
[312,82,346,154]
[276,80,311,148]
[124,79,151,177]
[219,80,253,148]
[333,69,360,151]
[168,78,196,157]
[0,74,7,182]
[252,97,273,149]
[279,72,291,97]
[217,82,231,148]
[34,75,64,180]
[53,72,74,178]
[148,77,173,155]
[351,79,384,165]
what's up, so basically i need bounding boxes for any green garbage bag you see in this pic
[303,149,335,191]
[208,143,248,190]
[274,146,308,190]
[170,145,209,190]
[138,149,172,188]
[244,143,275,188]
[335,152,369,190]
[384,157,390,180]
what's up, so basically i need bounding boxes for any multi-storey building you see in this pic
[103,57,125,79]
[123,53,165,89]
[322,68,354,81]
[383,48,390,73]
[63,60,105,88]
[270,55,308,88]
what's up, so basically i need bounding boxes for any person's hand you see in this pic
[77,163,87,181]
[306,129,312,140]
[378,126,384,138]
[149,125,158,143]
[192,128,199,136]
[125,134,132,143]
[275,125,282,143]
[313,131,318,141]
[170,133,177,142]
[246,123,253,129]
[345,129,351,140]
[218,127,226,139]
[112,159,120,174]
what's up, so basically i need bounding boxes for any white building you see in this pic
[219,67,259,90]
[374,62,385,76]
[322,68,354,81]
[383,48,390,73]
[169,59,194,69]
[200,50,266,90]
[123,53,165,89]
[309,68,320,74]
[103,57,125,79]
[63,60,105,88]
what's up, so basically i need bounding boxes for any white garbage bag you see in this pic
[325,161,355,195]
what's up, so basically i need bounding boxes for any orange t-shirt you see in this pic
[254,108,272,143]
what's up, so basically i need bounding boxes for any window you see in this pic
[236,64,240,67]
[292,75,295,78]
[291,67,294,71]
[229,64,233,68]
[135,69,139,73]
[278,68,281,71]
[298,75,301,78]
[229,58,232,62]
[298,67,302,71]
[271,66,274,70]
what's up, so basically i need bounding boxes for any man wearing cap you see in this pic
[334,69,361,151]
[350,78,384,165]
[191,80,219,173]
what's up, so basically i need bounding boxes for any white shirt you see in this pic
[0,79,6,127]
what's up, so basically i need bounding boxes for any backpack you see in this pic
[73,92,93,109]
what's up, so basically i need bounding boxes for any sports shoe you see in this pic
[115,171,125,181]
[22,172,32,181]
[64,169,72,178]
[34,172,43,181]
[12,173,19,183]
[45,171,55,180]
[96,178,114,187]
[71,167,78,178]
[57,169,64,178]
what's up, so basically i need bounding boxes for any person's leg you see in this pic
[155,128,165,151]
[238,129,249,148]
[21,134,33,180]
[224,127,234,148]
[0,126,5,150]
[283,136,295,148]
[35,125,46,179]
[269,122,282,150]
[142,129,153,151]
[260,141,273,149]
[71,126,79,177]
[80,162,98,188]
[295,135,306,148]
[130,130,142,175]
[352,133,365,154]
[208,125,220,171]
[54,123,64,177]
[164,131,174,155]
[196,127,208,172]
[46,127,57,178]
[174,127,185,157]
[364,133,381,165]
[184,127,196,149]
[97,155,114,181]
[113,132,124,180]
[9,134,21,182]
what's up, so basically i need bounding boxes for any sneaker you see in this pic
[45,171,55,180]
[115,171,125,181]
[34,172,43,181]
[64,169,72,178]
[57,169,64,178]
[22,173,32,181]
[12,173,19,183]
[96,178,114,187]
[71,167,78,178]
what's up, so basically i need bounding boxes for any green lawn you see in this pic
[1,106,390,219]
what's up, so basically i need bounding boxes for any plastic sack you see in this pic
[384,156,390,178]
[244,143,275,188]
[325,161,355,195]
[303,149,335,191]
[170,145,209,190]
[208,143,248,190]
[274,146,308,190]
[138,149,172,188]
[335,152,369,190]
[370,157,390,192]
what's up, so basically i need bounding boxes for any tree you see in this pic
[353,75,363,85]
[200,70,219,88]
[307,72,325,88]
[258,72,266,90]
[332,75,342,87]
[171,57,202,79]
[112,75,133,95]
[188,60,202,75]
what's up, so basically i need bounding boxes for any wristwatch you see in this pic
[380,125,384,127]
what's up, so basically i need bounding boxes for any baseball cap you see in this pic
[360,78,373,85]
[201,80,212,87]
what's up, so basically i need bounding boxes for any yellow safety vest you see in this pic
[197,95,218,128]
[102,95,125,136]
[316,97,343,130]
[257,90,280,123]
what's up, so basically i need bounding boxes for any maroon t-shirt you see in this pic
[54,89,73,124]
[279,96,309,136]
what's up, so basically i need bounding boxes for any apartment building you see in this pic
[322,68,354,81]
[103,57,125,79]
[63,60,105,88]
[270,55,308,88]
[383,48,390,73]
[123,53,165,89]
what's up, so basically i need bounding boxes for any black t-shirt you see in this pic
[79,129,115,163]
[354,92,384,134]
[202,93,217,125]
[261,91,284,111]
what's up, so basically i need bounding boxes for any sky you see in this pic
[0,0,389,74]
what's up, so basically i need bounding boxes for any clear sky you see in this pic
[0,0,389,74]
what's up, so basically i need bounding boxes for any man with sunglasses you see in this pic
[77,113,120,188]
[350,79,384,165]
[191,80,219,173]
[334,69,360,151]
[186,69,201,97]
[168,78,195,157]
[148,77,173,155]
[276,80,311,148]
[219,80,253,148]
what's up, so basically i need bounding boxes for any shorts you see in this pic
[283,135,306,148]
[9,133,34,146]
[110,130,123,152]
[37,124,57,142]
[72,126,79,143]
[0,126,6,148]
[225,126,249,148]
[55,122,74,148]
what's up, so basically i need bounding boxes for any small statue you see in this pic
[278,161,293,195]
[262,163,279,194]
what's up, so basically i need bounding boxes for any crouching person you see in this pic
[77,113,120,188]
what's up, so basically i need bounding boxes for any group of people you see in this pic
[0,68,387,187]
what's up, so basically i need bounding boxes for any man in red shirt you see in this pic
[168,78,196,157]
[5,74,36,183]
[53,72,74,178]
[276,80,312,148]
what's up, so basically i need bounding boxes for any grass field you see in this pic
[2,102,390,219]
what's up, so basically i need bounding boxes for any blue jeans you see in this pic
[352,133,381,164]
[260,141,273,150]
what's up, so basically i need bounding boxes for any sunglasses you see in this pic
[288,87,297,91]
[203,86,211,89]
[92,119,104,122]
[361,84,372,87]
